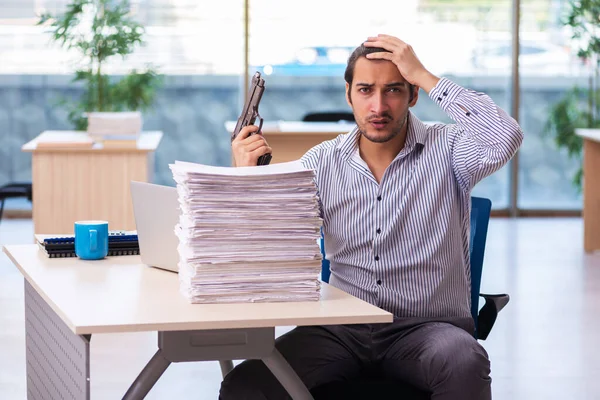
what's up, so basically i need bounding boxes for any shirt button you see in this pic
[377,280,382,285]
[443,91,448,96]
[375,256,379,261]
[377,196,382,201]
[437,96,442,101]
[466,112,471,116]
[376,228,381,234]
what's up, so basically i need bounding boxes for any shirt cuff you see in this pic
[428,77,464,108]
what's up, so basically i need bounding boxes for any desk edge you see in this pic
[72,312,393,335]
[21,131,163,152]
[576,128,600,143]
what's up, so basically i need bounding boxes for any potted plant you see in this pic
[545,0,600,190]
[38,0,162,134]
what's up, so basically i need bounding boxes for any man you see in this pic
[222,34,523,399]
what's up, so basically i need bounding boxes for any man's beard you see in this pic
[357,112,408,144]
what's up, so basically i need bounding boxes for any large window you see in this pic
[0,0,245,75]
[517,0,585,209]
[0,0,589,213]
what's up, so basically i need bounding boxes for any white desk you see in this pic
[2,244,392,399]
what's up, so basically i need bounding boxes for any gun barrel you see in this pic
[231,72,265,141]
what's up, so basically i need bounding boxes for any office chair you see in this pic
[302,111,355,123]
[313,196,509,399]
[0,182,32,223]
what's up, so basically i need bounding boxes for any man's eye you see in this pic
[388,88,401,93]
[358,87,370,93]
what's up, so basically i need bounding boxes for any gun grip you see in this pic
[257,153,272,166]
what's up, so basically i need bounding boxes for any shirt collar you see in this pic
[336,111,428,162]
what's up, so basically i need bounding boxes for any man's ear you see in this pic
[345,82,352,107]
[409,86,419,107]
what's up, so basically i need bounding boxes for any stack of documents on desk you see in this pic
[169,160,323,304]
[87,111,142,136]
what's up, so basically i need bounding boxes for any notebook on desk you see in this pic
[36,232,140,258]
[130,181,180,273]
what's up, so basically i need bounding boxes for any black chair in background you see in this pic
[0,182,32,223]
[302,111,355,123]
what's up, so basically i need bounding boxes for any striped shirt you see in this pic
[300,78,523,318]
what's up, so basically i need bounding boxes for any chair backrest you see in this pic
[320,236,331,283]
[303,112,355,123]
[468,196,492,332]
[320,196,492,330]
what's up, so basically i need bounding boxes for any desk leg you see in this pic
[262,348,314,400]
[219,360,234,377]
[122,350,171,400]
[24,280,91,400]
[122,328,314,400]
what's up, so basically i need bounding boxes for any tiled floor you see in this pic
[1,217,598,399]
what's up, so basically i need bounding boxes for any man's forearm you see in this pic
[429,78,522,145]
[429,77,523,191]
[415,71,440,94]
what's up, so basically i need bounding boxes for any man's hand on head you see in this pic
[363,34,440,93]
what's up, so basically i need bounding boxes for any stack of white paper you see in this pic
[87,111,142,136]
[169,160,324,304]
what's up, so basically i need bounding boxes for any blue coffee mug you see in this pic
[74,220,109,260]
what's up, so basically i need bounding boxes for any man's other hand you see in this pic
[231,125,272,167]
[363,34,440,93]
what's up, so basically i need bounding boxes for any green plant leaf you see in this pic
[110,68,163,112]
[38,0,162,124]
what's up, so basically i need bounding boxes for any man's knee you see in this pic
[219,359,285,400]
[426,331,490,385]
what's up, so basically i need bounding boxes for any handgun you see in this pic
[231,71,271,166]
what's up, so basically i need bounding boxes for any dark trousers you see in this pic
[219,318,491,400]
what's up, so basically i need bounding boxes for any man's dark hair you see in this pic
[344,44,415,103]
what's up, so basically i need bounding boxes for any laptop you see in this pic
[130,181,180,273]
